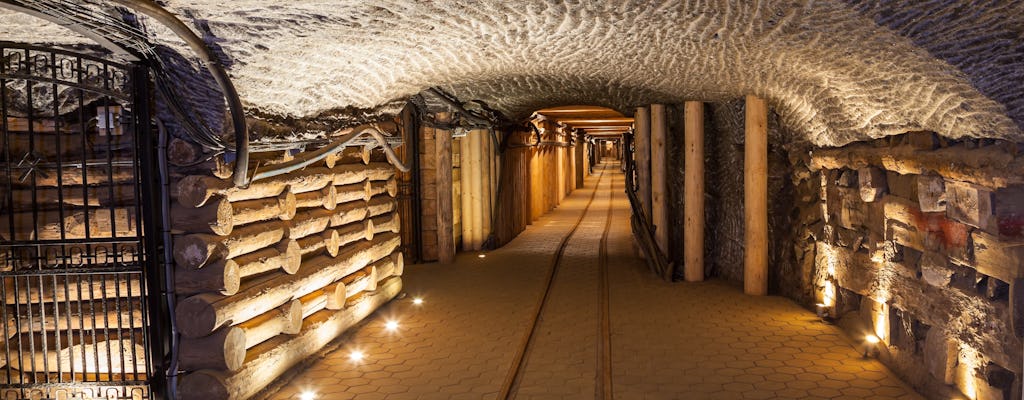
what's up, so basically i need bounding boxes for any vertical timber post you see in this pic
[461,131,473,251]
[650,104,668,253]
[634,107,652,224]
[744,95,768,295]
[435,112,455,263]
[574,132,585,188]
[684,101,705,282]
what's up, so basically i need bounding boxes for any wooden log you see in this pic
[294,184,337,210]
[341,265,379,299]
[178,326,246,372]
[684,101,705,282]
[744,95,768,296]
[336,220,373,248]
[335,181,371,204]
[176,277,402,400]
[482,130,493,247]
[287,209,334,240]
[297,229,340,257]
[375,252,404,280]
[3,308,143,339]
[7,185,137,211]
[2,338,146,374]
[23,165,138,187]
[471,129,484,250]
[461,135,474,251]
[234,239,302,277]
[0,207,140,241]
[177,163,393,208]
[634,106,652,223]
[238,299,302,349]
[4,132,131,161]
[231,190,297,226]
[298,282,346,318]
[651,104,668,253]
[171,196,234,236]
[328,201,370,229]
[370,212,400,235]
[175,258,241,296]
[174,233,400,338]
[330,163,394,186]
[170,156,234,181]
[435,112,455,263]
[4,275,141,305]
[173,221,289,269]
[168,137,202,166]
[367,195,397,218]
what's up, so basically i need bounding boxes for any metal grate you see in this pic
[0,42,159,400]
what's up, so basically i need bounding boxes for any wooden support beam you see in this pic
[471,129,484,250]
[435,112,455,263]
[634,107,652,223]
[684,101,706,282]
[650,104,668,252]
[481,129,493,248]
[461,136,474,251]
[575,137,585,189]
[744,95,769,296]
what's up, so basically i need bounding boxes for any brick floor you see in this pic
[265,163,923,400]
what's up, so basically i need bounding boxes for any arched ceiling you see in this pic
[1,0,1022,146]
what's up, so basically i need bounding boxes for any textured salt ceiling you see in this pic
[1,0,1022,146]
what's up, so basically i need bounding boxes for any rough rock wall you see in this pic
[689,101,794,286]
[3,1,1024,146]
[791,133,1024,400]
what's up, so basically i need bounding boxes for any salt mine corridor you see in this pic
[0,1,1023,400]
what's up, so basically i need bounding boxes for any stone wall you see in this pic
[666,101,795,292]
[794,133,1024,400]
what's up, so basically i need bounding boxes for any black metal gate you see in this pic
[0,42,163,400]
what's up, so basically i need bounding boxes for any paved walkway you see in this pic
[267,164,923,400]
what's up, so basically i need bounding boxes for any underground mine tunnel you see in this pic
[0,1,1022,399]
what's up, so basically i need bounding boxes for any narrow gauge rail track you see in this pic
[498,162,617,400]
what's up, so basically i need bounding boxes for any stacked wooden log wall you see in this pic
[169,140,404,400]
[793,132,1023,400]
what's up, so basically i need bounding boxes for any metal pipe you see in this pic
[425,88,492,127]
[107,0,250,187]
[155,119,180,399]
[248,124,410,183]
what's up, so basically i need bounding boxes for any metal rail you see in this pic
[498,164,610,399]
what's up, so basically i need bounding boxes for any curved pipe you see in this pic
[107,0,250,187]
[248,123,410,183]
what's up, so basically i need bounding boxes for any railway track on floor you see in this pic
[498,162,616,400]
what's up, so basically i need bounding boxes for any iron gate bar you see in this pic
[0,42,163,400]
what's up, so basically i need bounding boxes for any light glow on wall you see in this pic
[873,298,889,343]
